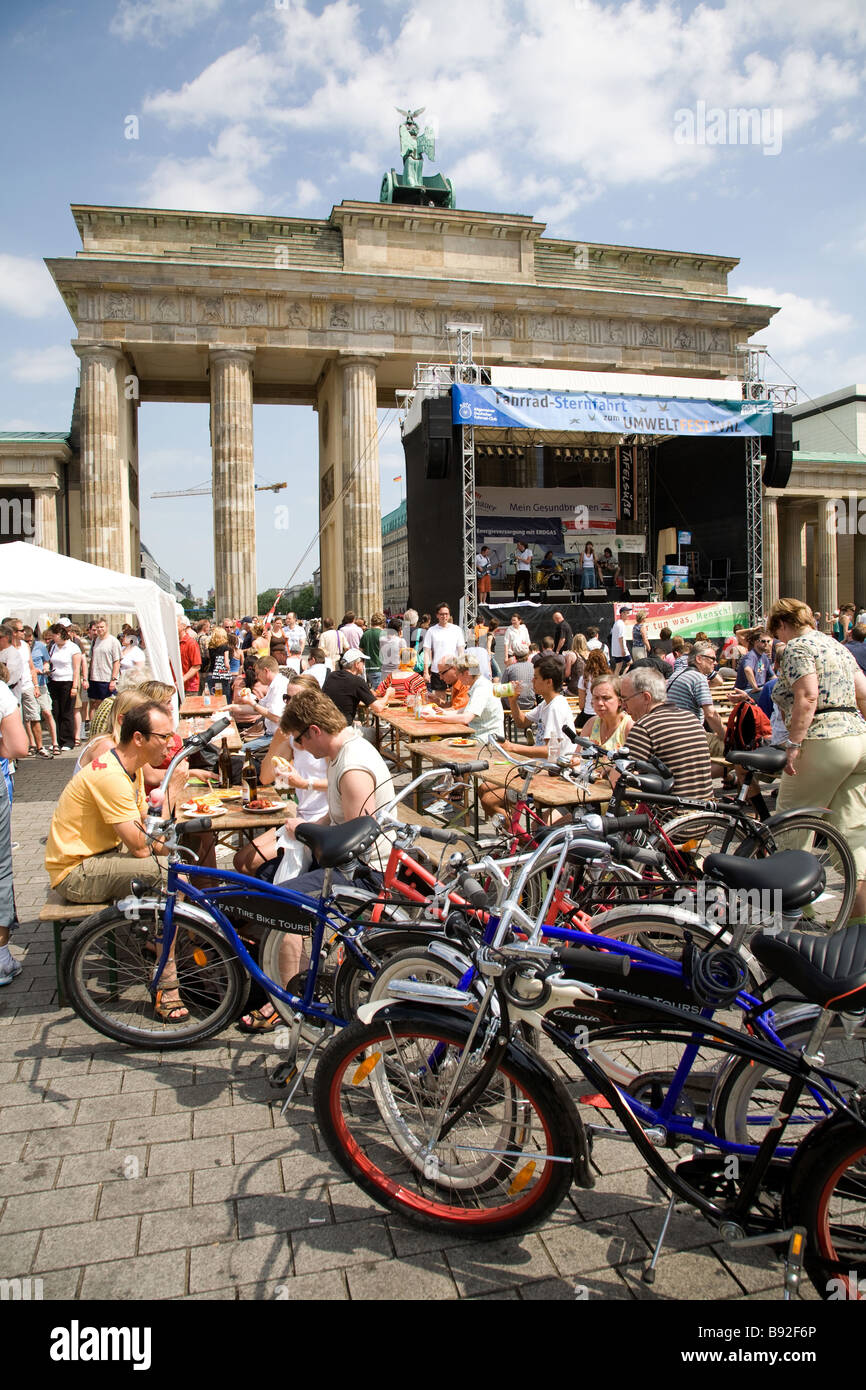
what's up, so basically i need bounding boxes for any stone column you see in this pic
[816,501,838,625]
[340,354,382,617]
[780,503,805,599]
[762,493,780,614]
[209,348,256,620]
[73,344,124,570]
[32,487,59,551]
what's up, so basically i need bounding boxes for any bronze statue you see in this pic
[380,106,455,209]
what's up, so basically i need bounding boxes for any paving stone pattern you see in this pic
[0,751,788,1302]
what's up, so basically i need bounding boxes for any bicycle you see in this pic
[313,822,866,1297]
[58,719,490,1080]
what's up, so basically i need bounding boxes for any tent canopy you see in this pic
[0,543,183,693]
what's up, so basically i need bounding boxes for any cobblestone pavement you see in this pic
[0,750,805,1303]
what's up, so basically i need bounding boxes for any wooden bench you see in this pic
[39,891,109,1007]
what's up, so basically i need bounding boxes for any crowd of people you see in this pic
[2,595,866,1010]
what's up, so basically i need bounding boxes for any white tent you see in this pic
[0,543,183,693]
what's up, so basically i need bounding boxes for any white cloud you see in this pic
[110,0,224,45]
[737,285,853,355]
[141,126,272,213]
[295,178,320,209]
[0,255,62,319]
[143,42,280,126]
[8,346,78,384]
[134,0,866,226]
[0,418,44,432]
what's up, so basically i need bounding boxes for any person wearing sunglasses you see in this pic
[45,700,173,910]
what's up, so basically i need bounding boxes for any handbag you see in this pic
[273,827,313,884]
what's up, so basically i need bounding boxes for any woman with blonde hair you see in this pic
[583,673,633,751]
[207,626,231,697]
[576,647,611,727]
[75,689,150,772]
[768,597,866,924]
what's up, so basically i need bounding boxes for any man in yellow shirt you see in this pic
[46,700,175,904]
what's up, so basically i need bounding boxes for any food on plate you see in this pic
[447,737,473,747]
[244,798,278,812]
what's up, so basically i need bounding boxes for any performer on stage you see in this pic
[512,537,534,601]
[476,545,492,600]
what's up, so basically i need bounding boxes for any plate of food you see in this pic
[243,799,282,814]
[181,801,226,817]
[446,737,474,747]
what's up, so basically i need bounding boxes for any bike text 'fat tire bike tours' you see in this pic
[312,818,866,1298]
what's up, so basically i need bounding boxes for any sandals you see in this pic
[154,987,190,1023]
[236,1005,280,1033]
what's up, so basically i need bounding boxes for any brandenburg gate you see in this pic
[46,199,774,619]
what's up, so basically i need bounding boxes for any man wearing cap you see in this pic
[323,650,387,726]
[610,605,632,674]
[239,617,254,652]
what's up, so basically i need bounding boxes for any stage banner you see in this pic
[564,532,645,555]
[453,384,774,436]
[476,487,616,529]
[617,444,635,521]
[614,599,749,640]
[477,516,562,553]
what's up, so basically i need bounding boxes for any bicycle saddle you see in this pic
[703,849,824,911]
[623,771,675,795]
[726,746,787,774]
[750,922,866,1009]
[295,816,380,868]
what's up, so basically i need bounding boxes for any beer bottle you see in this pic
[218,743,233,789]
[241,750,258,806]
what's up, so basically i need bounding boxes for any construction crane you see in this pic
[151,481,287,499]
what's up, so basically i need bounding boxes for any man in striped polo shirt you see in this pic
[620,666,713,800]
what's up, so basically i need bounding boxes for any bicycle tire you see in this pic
[60,906,249,1049]
[314,1007,577,1237]
[712,1010,866,1147]
[784,1119,866,1299]
[332,927,450,1019]
[659,811,754,867]
[761,813,856,932]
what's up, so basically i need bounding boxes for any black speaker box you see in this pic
[582,587,608,601]
[763,413,794,489]
[423,396,457,479]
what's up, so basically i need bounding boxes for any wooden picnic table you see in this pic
[178,715,242,751]
[177,786,289,851]
[407,739,611,835]
[180,692,228,716]
[374,705,469,772]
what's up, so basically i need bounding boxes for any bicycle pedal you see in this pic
[269,1062,299,1089]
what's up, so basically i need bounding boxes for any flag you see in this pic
[393,475,402,482]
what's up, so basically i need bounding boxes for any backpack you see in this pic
[724,701,772,757]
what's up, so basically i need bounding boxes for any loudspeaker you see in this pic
[423,396,455,479]
[672,586,695,598]
[582,587,608,601]
[626,587,651,600]
[763,413,794,489]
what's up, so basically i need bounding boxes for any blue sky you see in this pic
[1,0,864,597]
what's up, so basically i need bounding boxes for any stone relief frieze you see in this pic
[154,295,178,322]
[285,301,309,328]
[329,305,351,329]
[105,292,134,321]
[674,326,694,350]
[370,308,393,332]
[413,308,433,333]
[492,312,514,337]
[199,296,225,325]
[240,299,265,326]
[639,323,659,346]
[566,319,591,343]
[606,319,625,344]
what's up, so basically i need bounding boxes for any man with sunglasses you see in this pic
[45,700,173,905]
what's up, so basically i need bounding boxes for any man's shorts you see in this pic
[20,689,40,722]
[54,850,163,905]
[88,680,112,703]
[36,688,52,718]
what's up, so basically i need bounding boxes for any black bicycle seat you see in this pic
[726,746,787,774]
[751,923,866,1009]
[623,771,675,796]
[295,816,380,868]
[703,849,824,911]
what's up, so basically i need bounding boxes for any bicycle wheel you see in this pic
[785,1119,866,1299]
[660,811,753,870]
[581,906,759,1098]
[332,927,450,1020]
[314,1008,577,1237]
[60,907,249,1048]
[712,1011,866,1147]
[762,814,855,932]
